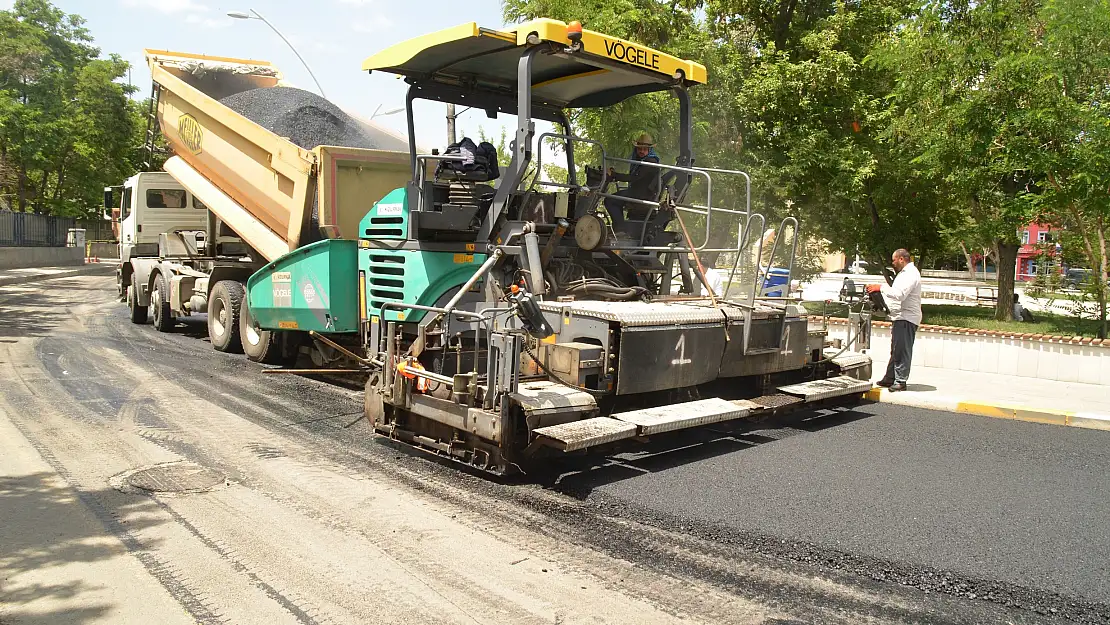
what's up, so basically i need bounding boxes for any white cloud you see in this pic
[120,0,210,14]
[337,0,373,5]
[352,15,394,32]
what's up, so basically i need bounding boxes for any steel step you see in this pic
[533,397,757,452]
[611,397,751,435]
[777,375,873,401]
[532,417,638,452]
[824,349,871,371]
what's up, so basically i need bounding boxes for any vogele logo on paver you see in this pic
[178,114,204,155]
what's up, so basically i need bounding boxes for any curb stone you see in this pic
[864,388,1110,432]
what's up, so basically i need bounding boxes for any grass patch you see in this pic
[921,304,1101,337]
[820,302,1103,337]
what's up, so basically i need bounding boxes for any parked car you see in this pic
[1063,268,1092,289]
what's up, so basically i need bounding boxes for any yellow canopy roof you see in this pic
[361,19,707,109]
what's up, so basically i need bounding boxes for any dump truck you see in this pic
[128,21,874,474]
[110,50,412,363]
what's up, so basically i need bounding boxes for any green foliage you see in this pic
[0,0,138,217]
[502,0,940,265]
[921,303,1103,338]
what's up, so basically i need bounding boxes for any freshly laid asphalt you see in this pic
[574,403,1110,606]
[10,274,1107,622]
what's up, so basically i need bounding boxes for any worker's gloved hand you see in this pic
[865,284,882,294]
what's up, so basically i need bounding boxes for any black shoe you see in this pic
[889,382,907,392]
[876,379,894,388]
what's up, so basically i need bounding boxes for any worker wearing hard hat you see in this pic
[605,132,662,235]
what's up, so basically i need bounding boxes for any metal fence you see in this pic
[77,218,116,242]
[0,211,77,247]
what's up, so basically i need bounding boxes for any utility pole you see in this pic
[446,103,457,145]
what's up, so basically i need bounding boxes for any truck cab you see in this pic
[110,172,210,297]
[115,172,209,246]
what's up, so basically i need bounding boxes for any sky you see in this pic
[29,0,555,153]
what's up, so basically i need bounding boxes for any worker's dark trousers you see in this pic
[884,320,918,384]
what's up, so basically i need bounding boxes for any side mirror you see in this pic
[103,187,115,220]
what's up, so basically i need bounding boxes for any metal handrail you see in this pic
[413,153,474,195]
[531,133,609,193]
[727,213,765,305]
[753,217,799,298]
[594,157,722,250]
[693,166,751,220]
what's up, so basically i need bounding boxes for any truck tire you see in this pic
[151,272,174,332]
[128,275,148,324]
[240,296,283,364]
[208,280,244,353]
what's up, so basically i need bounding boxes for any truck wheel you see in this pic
[151,272,174,332]
[240,297,282,364]
[128,275,148,324]
[208,280,244,353]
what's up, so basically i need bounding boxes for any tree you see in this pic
[1021,0,1110,337]
[502,0,939,270]
[0,0,137,217]
[876,0,1049,321]
[877,0,1110,333]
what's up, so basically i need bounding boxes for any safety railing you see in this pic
[529,137,750,254]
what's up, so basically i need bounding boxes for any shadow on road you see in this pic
[0,280,109,339]
[0,471,167,624]
[536,407,872,497]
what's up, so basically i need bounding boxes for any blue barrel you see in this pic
[762,268,791,297]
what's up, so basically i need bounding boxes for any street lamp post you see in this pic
[227,9,326,99]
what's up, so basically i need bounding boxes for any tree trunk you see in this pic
[1097,218,1108,339]
[958,241,976,280]
[994,239,1018,321]
[36,170,50,214]
[17,162,27,212]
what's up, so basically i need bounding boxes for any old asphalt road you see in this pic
[0,275,1104,625]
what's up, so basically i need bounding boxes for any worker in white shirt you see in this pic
[866,249,922,391]
[700,256,725,297]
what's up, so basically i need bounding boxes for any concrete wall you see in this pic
[87,242,119,259]
[817,320,1110,386]
[0,247,85,269]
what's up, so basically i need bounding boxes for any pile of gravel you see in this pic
[220,86,381,150]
